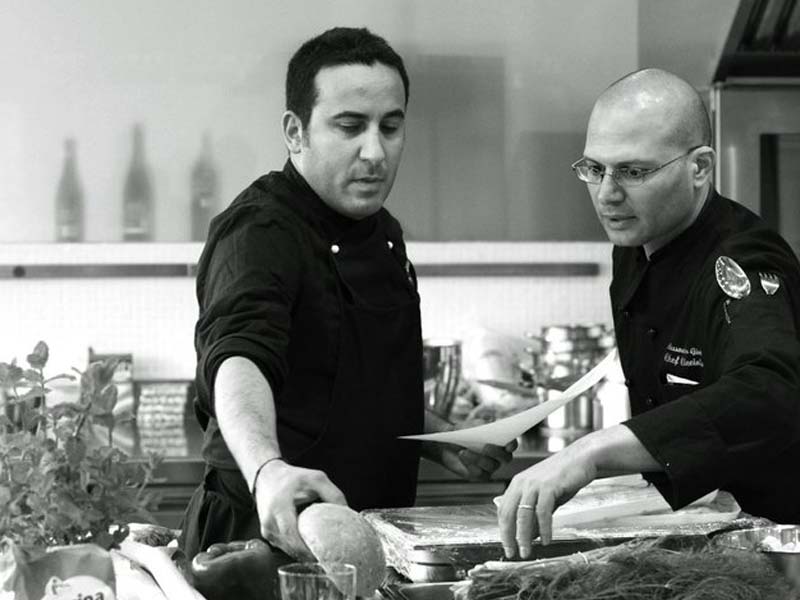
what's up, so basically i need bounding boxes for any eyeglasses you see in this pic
[571,146,702,187]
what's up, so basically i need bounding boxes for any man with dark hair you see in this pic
[497,68,800,559]
[180,27,514,561]
[285,26,410,128]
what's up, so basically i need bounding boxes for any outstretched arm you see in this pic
[215,356,347,559]
[497,424,660,558]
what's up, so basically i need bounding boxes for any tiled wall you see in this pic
[0,242,613,380]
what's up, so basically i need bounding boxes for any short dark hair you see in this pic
[286,27,410,128]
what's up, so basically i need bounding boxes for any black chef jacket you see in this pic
[192,159,422,500]
[613,188,800,523]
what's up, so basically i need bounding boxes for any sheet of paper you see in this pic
[400,348,617,451]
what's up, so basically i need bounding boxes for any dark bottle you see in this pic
[55,138,84,242]
[122,123,154,241]
[190,133,219,242]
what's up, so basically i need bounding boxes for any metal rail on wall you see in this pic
[0,262,599,279]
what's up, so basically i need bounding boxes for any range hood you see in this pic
[714,0,800,80]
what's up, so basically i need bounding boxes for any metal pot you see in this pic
[524,324,615,440]
[422,338,461,420]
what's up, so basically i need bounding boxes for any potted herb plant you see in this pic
[0,341,161,549]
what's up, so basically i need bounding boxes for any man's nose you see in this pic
[359,127,386,163]
[596,172,623,204]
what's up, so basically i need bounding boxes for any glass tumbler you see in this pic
[278,562,356,600]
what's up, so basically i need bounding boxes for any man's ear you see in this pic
[692,146,716,188]
[282,111,304,154]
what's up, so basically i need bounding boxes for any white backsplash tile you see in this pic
[0,242,613,379]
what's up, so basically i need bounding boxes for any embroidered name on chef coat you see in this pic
[663,343,704,385]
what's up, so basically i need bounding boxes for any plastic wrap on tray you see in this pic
[362,478,763,582]
[363,505,504,580]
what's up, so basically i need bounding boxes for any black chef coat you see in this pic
[613,188,800,523]
[190,159,423,505]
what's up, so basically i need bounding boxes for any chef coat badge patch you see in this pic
[716,256,751,325]
[715,256,751,300]
[759,272,781,296]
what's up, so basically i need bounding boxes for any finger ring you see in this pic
[518,504,535,510]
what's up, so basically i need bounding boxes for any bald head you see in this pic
[592,68,711,151]
[582,68,716,256]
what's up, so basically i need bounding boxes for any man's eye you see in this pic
[621,167,645,179]
[586,165,604,177]
[381,121,403,135]
[338,122,362,132]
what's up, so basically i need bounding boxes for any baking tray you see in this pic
[364,504,634,582]
[381,581,457,600]
[363,494,762,582]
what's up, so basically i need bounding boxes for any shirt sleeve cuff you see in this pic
[623,399,729,510]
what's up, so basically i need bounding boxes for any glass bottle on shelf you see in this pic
[55,137,84,242]
[122,123,154,241]
[190,132,219,242]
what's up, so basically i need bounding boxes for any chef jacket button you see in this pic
[622,310,631,319]
[331,244,340,255]
[647,327,657,337]
[645,397,654,407]
[387,240,394,250]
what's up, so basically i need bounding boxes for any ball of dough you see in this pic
[297,503,386,597]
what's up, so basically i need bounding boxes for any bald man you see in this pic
[498,68,800,559]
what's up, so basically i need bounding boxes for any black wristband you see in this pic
[250,456,283,498]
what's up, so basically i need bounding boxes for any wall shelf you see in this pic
[0,242,608,279]
[0,262,598,279]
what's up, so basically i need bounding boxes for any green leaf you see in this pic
[23,369,43,384]
[19,387,44,403]
[10,462,32,484]
[21,410,45,433]
[65,436,86,466]
[83,360,118,394]
[50,403,81,420]
[26,341,49,369]
[90,384,118,415]
[53,416,79,441]
[114,410,135,424]
[26,490,45,511]
[0,361,24,388]
[93,414,115,432]
[43,372,76,385]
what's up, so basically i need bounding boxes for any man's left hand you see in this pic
[423,440,517,481]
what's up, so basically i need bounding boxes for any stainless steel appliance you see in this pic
[713,82,800,255]
[712,0,800,256]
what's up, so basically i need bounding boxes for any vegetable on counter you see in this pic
[188,539,290,600]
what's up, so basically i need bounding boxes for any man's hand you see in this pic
[497,425,661,559]
[423,440,517,481]
[252,459,347,559]
[497,441,596,559]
